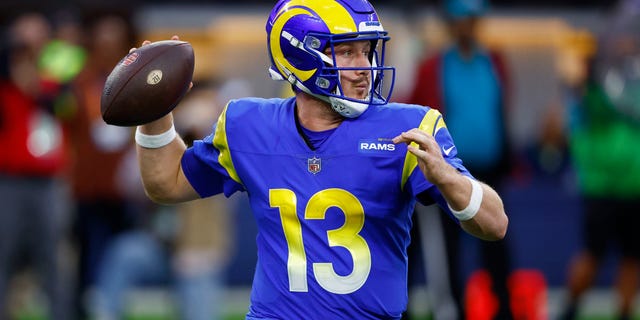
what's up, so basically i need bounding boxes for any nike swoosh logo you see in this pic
[442,145,455,156]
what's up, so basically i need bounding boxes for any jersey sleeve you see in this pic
[181,104,245,198]
[402,109,473,212]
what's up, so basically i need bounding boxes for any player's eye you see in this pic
[325,46,349,60]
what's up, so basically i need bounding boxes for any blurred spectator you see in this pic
[38,10,87,89]
[64,13,139,319]
[405,0,514,318]
[0,12,72,320]
[91,80,233,320]
[558,0,640,319]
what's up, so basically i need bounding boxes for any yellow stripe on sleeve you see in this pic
[212,102,242,185]
[400,109,443,191]
[434,113,447,134]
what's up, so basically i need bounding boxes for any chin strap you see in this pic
[327,81,370,118]
[328,97,368,118]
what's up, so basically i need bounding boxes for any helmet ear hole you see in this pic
[305,36,323,50]
[316,77,331,89]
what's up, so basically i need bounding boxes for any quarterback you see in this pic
[133,0,508,319]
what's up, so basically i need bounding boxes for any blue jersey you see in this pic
[181,97,469,319]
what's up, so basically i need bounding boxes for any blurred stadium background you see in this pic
[0,0,635,319]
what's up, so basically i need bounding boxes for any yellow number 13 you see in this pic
[269,188,372,294]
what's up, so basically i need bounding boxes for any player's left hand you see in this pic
[392,128,458,185]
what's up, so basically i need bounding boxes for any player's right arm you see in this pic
[137,113,201,204]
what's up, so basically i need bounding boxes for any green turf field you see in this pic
[12,305,640,319]
[9,286,640,320]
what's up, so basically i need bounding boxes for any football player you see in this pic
[133,0,508,319]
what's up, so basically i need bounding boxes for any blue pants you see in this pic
[0,175,71,320]
[94,231,224,320]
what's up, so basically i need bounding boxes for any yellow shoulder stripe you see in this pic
[212,103,242,185]
[401,109,443,191]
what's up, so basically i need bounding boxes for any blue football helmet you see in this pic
[266,0,396,118]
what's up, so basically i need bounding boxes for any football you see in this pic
[101,40,194,126]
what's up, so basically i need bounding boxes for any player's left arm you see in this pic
[393,128,508,241]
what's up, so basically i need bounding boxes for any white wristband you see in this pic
[447,176,483,221]
[135,124,177,149]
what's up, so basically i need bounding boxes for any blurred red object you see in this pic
[508,269,548,320]
[465,269,548,320]
[465,270,499,320]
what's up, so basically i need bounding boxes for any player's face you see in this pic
[326,40,372,101]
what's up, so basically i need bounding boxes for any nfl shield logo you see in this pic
[121,52,139,66]
[308,157,321,174]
